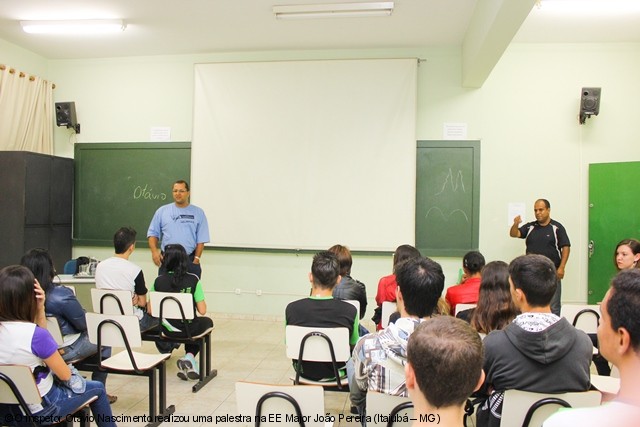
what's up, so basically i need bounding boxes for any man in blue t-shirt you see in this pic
[147,180,210,277]
[510,198,570,315]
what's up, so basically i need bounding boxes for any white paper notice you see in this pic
[443,123,468,140]
[150,127,171,141]
[508,202,527,227]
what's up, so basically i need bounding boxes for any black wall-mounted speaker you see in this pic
[580,88,601,116]
[579,87,601,124]
[55,102,77,128]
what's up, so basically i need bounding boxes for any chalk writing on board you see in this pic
[133,185,167,201]
[425,207,470,223]
[435,168,465,196]
[426,168,469,223]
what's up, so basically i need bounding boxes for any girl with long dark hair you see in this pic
[151,244,213,381]
[0,265,115,426]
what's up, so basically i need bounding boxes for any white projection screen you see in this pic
[192,59,417,251]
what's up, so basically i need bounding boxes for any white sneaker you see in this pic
[176,357,190,381]
[179,354,199,380]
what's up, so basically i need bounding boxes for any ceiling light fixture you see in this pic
[273,2,394,19]
[20,19,126,34]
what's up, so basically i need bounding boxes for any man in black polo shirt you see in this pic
[510,198,570,315]
[285,251,359,381]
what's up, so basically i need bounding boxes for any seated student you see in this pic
[20,248,116,403]
[285,251,359,381]
[0,266,116,427]
[406,316,484,427]
[613,238,640,271]
[388,297,450,326]
[477,254,592,427]
[585,237,640,377]
[150,244,213,381]
[328,244,368,336]
[586,237,640,376]
[373,244,422,330]
[445,251,485,315]
[544,269,640,427]
[458,260,519,334]
[95,227,160,332]
[350,257,445,423]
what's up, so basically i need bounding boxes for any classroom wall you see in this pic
[4,41,640,319]
[1,38,48,76]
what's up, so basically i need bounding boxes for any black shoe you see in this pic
[156,341,180,354]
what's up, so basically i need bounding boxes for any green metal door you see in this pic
[588,161,640,303]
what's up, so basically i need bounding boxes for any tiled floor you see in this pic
[88,316,364,427]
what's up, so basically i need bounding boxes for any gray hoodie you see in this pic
[476,315,592,427]
[483,315,592,393]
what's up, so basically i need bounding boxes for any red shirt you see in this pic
[376,274,397,306]
[445,276,481,315]
[375,274,398,330]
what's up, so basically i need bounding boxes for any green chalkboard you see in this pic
[415,140,480,257]
[73,142,191,246]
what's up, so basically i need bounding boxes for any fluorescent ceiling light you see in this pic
[20,19,126,34]
[273,2,394,19]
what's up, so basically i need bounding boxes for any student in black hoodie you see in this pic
[476,254,591,427]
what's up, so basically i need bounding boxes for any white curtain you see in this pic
[0,64,54,154]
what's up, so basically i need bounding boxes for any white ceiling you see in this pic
[1,0,639,61]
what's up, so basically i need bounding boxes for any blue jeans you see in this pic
[61,331,111,384]
[0,380,115,427]
[346,358,367,427]
[358,324,369,337]
[140,311,160,332]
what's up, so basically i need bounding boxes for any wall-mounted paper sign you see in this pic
[150,127,171,141]
[443,122,468,140]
